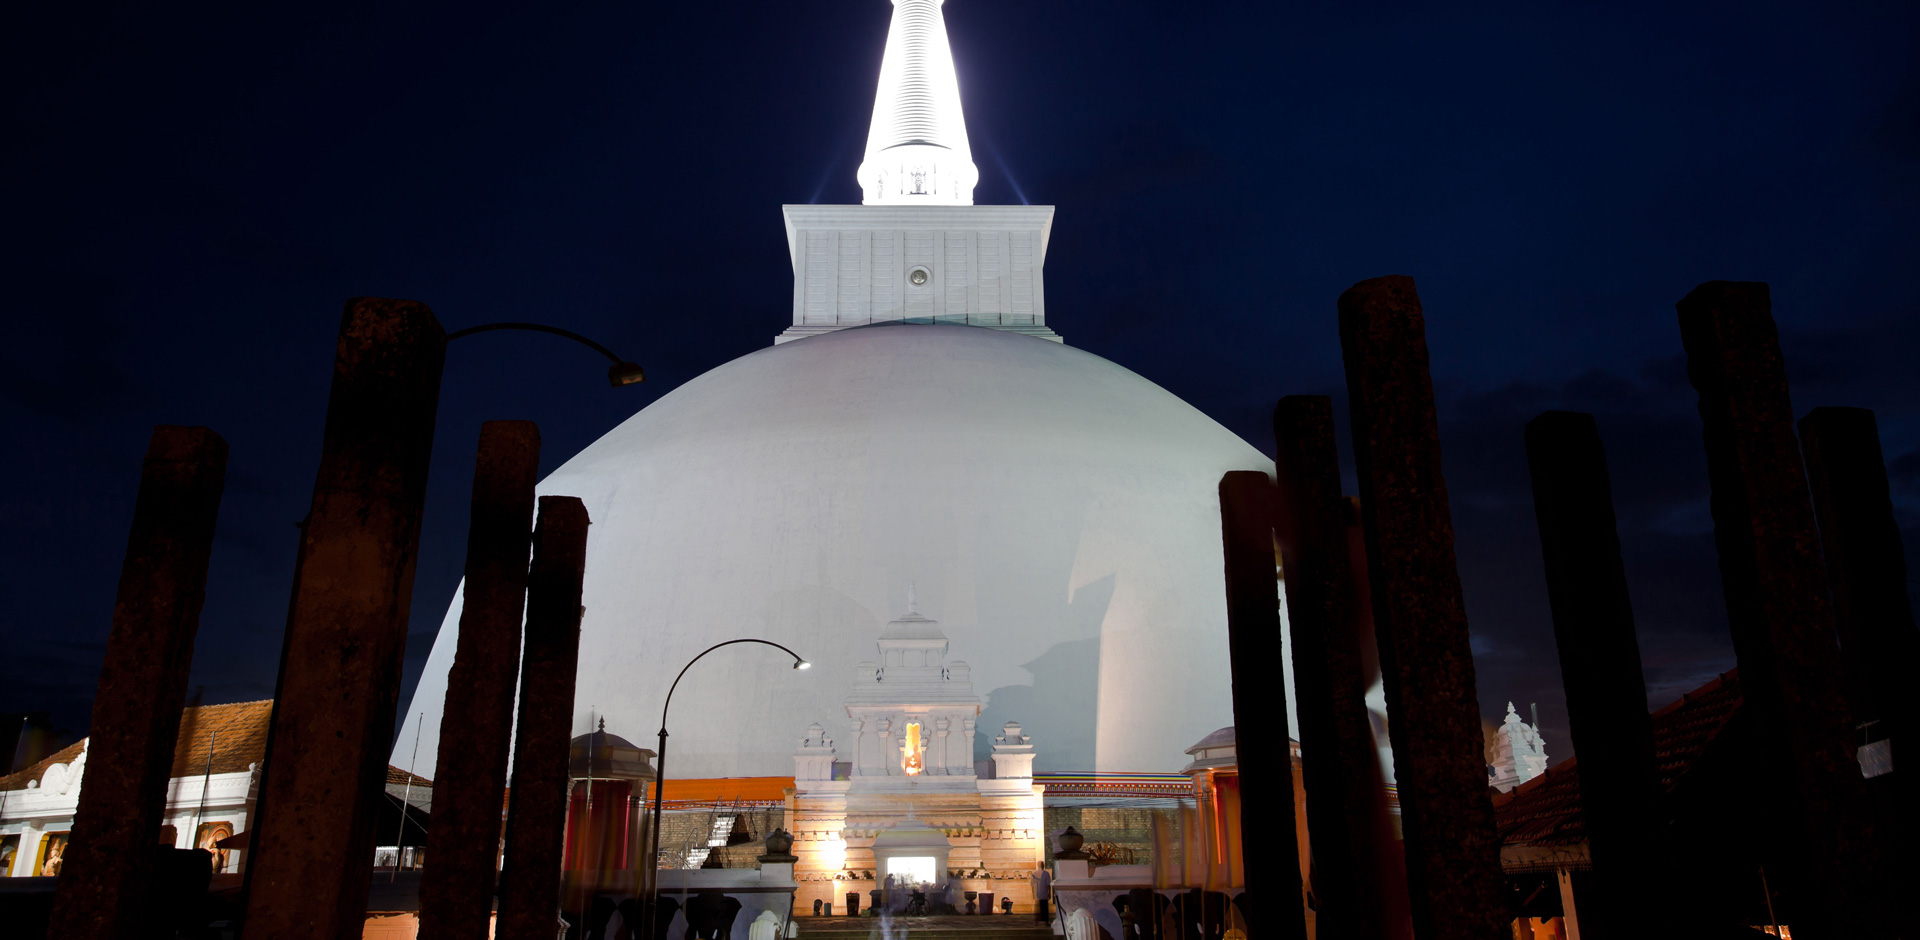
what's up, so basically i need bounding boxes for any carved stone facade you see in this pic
[789,597,1046,912]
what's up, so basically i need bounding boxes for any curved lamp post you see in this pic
[643,639,809,940]
[447,321,646,386]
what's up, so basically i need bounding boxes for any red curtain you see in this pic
[563,779,634,872]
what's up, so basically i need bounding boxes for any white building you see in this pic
[398,0,1275,783]
[0,700,271,880]
[0,700,436,885]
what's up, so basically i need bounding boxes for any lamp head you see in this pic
[608,362,647,386]
[794,660,812,670]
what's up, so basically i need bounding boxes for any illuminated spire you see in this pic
[857,0,979,205]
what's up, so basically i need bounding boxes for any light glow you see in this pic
[886,855,936,884]
[857,0,978,205]
[903,721,924,775]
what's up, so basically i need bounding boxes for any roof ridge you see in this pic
[1494,753,1580,806]
[1649,668,1739,720]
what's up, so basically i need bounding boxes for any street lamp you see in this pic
[643,639,810,940]
[447,321,646,386]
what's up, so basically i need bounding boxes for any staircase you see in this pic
[681,815,734,869]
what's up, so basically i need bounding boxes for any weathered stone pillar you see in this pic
[1338,498,1413,940]
[1522,410,1670,933]
[1217,470,1309,940]
[242,297,445,939]
[50,426,228,939]
[1270,396,1392,940]
[1798,406,1917,821]
[1676,280,1891,934]
[418,421,543,940]
[496,496,591,940]
[1335,275,1504,939]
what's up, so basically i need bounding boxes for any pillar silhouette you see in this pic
[1336,275,1503,939]
[496,497,591,940]
[1270,396,1394,940]
[1798,406,1917,809]
[418,421,542,940]
[50,426,228,939]
[1676,281,1891,935]
[1523,410,1672,934]
[1218,471,1310,940]
[243,297,445,939]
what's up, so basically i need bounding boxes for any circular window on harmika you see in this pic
[908,267,930,286]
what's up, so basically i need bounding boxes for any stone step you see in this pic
[789,915,1056,939]
[795,929,1055,940]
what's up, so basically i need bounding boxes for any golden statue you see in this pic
[903,721,924,775]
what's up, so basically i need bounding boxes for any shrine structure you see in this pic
[787,596,1046,913]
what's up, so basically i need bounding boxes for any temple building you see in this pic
[400,0,1278,793]
[0,701,438,885]
[386,0,1388,926]
[1487,703,1549,793]
[0,701,274,881]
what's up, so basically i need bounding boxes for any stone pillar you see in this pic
[418,422,542,940]
[1522,411,1670,933]
[1217,470,1309,940]
[242,297,445,939]
[1554,871,1581,940]
[1798,406,1917,822]
[50,427,228,939]
[1335,276,1504,939]
[496,496,591,940]
[1269,396,1393,940]
[1339,497,1414,939]
[1676,281,1891,933]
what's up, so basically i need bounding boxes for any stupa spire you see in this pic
[857,0,979,205]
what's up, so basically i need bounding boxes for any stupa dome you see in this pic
[402,322,1271,779]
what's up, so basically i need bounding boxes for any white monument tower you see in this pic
[1487,702,1549,792]
[778,0,1059,344]
[399,0,1275,796]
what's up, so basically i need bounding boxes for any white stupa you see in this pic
[397,0,1273,780]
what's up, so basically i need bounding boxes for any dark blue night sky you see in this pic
[4,0,1915,764]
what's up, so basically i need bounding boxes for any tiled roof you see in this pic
[655,776,793,805]
[1647,671,1743,790]
[1493,671,1743,849]
[2,700,276,792]
[386,766,433,788]
[0,740,87,792]
[170,700,275,777]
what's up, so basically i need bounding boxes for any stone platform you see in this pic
[790,914,1055,940]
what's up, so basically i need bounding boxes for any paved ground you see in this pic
[789,914,1056,938]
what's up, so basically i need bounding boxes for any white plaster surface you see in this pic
[399,323,1271,780]
[778,205,1059,345]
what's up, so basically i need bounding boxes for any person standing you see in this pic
[1032,866,1052,924]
